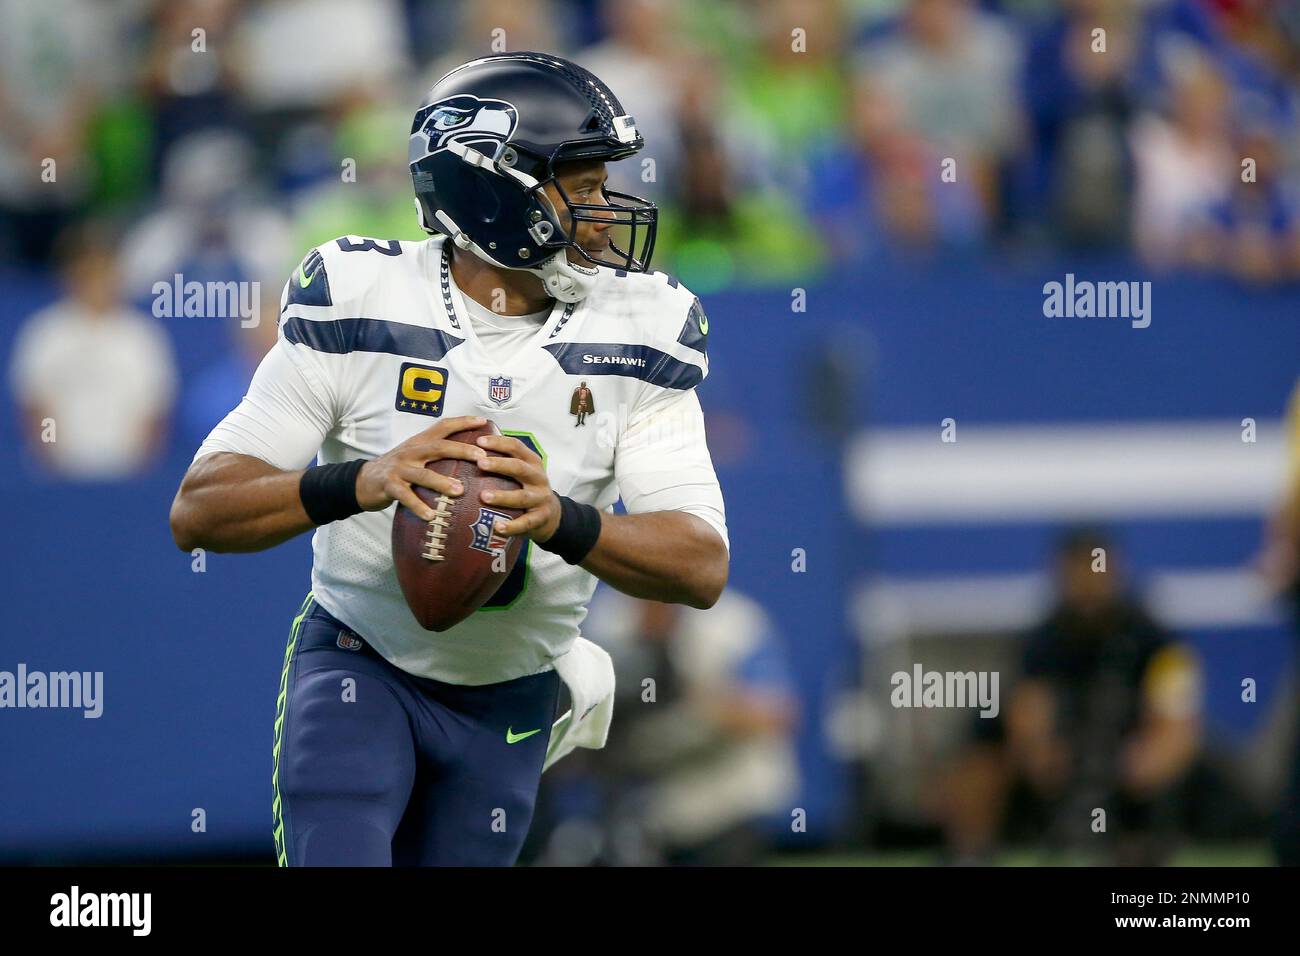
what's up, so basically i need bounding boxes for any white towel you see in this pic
[543,637,615,773]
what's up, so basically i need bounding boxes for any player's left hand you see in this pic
[474,434,562,543]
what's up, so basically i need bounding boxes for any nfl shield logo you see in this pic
[489,375,512,406]
[470,507,512,554]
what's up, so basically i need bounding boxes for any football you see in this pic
[391,420,526,631]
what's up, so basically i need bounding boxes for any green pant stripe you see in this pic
[272,592,313,867]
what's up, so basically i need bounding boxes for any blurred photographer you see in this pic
[540,587,800,866]
[941,528,1202,864]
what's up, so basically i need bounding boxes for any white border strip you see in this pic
[847,421,1286,524]
[853,567,1283,644]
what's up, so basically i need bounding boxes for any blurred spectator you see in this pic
[1259,378,1300,609]
[119,130,294,300]
[1192,124,1300,284]
[814,74,988,258]
[579,0,690,204]
[937,528,1202,865]
[728,0,853,189]
[421,0,565,88]
[230,0,412,117]
[288,97,428,251]
[8,224,178,479]
[141,0,245,180]
[1196,0,1300,129]
[851,0,1024,247]
[1130,46,1235,266]
[0,0,109,264]
[540,588,800,865]
[230,0,413,188]
[633,0,832,284]
[1017,0,1143,249]
[654,100,828,290]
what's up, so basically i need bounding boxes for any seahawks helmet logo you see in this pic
[410,94,519,162]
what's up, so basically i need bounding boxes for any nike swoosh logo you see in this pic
[298,268,315,289]
[506,726,541,744]
[698,313,708,334]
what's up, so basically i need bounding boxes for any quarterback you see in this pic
[168,52,729,866]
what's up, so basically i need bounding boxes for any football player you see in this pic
[169,52,728,866]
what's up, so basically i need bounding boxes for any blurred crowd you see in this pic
[6,0,1300,478]
[6,0,1300,480]
[937,529,1206,866]
[3,0,1300,293]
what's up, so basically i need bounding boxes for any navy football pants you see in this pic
[272,594,560,866]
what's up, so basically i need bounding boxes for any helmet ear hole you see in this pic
[469,169,502,225]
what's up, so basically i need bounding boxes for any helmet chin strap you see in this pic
[432,209,599,304]
[536,251,599,303]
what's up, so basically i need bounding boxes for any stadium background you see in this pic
[0,0,1297,865]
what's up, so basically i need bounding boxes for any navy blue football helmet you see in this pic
[409,52,657,302]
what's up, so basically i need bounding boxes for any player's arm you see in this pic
[475,386,729,610]
[1120,643,1202,796]
[1004,678,1069,791]
[472,440,727,608]
[574,509,727,609]
[170,451,314,552]
[1004,624,1077,792]
[171,419,489,553]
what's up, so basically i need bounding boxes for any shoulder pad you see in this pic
[579,269,710,386]
[284,236,411,311]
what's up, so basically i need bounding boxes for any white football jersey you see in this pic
[194,235,727,685]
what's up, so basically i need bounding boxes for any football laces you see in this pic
[421,495,455,562]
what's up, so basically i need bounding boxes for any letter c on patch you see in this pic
[396,362,448,416]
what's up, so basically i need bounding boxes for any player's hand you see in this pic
[473,434,562,542]
[356,415,489,521]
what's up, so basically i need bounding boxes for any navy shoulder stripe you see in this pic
[286,249,332,307]
[282,317,463,361]
[676,298,708,356]
[542,342,702,390]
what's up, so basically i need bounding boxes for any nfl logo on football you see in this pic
[488,376,512,406]
[470,508,512,554]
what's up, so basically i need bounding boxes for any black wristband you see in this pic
[536,493,602,565]
[299,459,367,526]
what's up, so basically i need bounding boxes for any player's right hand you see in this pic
[356,415,488,520]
